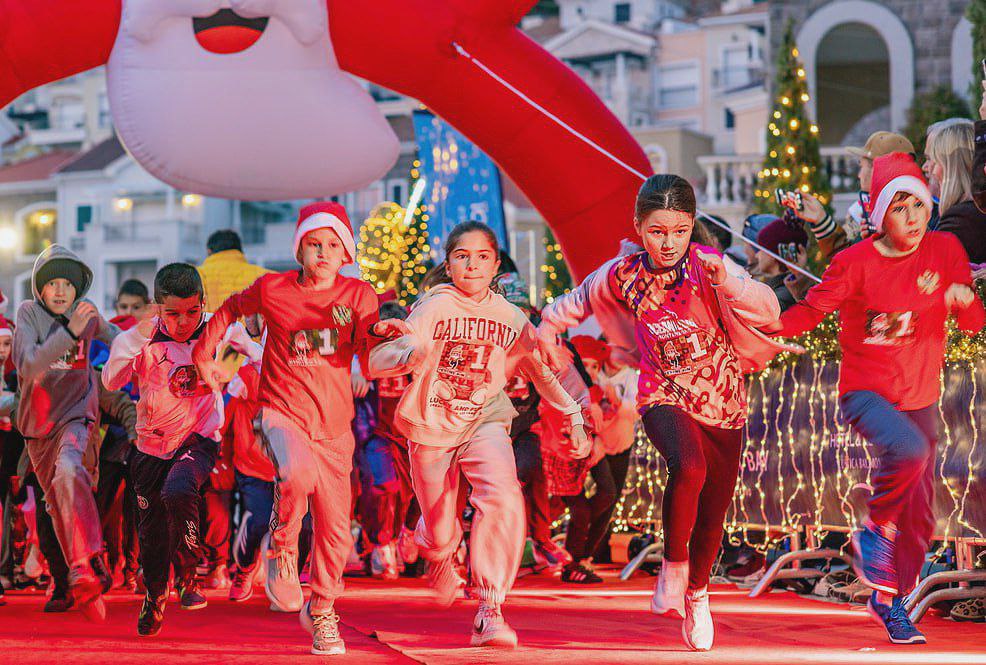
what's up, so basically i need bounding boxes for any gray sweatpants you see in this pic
[410,420,525,608]
[261,409,354,614]
[26,419,102,569]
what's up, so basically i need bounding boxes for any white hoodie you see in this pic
[369,284,583,447]
[103,315,261,459]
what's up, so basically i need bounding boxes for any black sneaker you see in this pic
[561,564,603,584]
[137,594,166,637]
[90,552,114,594]
[867,593,926,644]
[176,576,208,611]
[44,589,75,613]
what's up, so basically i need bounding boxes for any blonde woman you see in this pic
[924,119,986,263]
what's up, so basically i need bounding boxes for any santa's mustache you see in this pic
[125,0,325,46]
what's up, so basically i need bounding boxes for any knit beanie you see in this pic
[756,219,809,255]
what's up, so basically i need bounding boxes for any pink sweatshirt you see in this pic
[369,284,583,447]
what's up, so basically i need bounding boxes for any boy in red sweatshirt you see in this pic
[766,153,985,645]
[194,202,379,657]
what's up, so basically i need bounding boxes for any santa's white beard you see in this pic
[108,1,399,201]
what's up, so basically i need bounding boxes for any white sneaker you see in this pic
[651,559,687,618]
[264,536,303,612]
[470,603,518,648]
[370,543,399,581]
[396,526,419,564]
[682,587,714,651]
[300,600,346,656]
[426,557,464,608]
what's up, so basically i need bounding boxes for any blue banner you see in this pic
[411,110,507,258]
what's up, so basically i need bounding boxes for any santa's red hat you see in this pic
[867,152,932,233]
[293,202,356,265]
[0,315,12,339]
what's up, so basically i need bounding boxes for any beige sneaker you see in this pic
[300,600,346,656]
[470,603,518,648]
[682,587,714,651]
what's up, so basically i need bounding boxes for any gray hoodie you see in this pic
[13,245,117,439]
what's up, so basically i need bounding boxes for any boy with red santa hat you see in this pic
[765,152,985,645]
[194,202,380,656]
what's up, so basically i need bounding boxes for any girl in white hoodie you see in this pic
[370,222,590,649]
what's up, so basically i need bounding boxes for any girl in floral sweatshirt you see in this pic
[538,175,791,651]
[369,221,590,649]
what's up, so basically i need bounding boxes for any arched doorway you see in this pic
[815,23,890,146]
[797,0,914,138]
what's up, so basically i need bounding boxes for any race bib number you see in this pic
[168,365,211,398]
[863,310,916,346]
[657,330,713,376]
[288,328,340,366]
[430,340,494,421]
[50,338,88,371]
[378,374,410,398]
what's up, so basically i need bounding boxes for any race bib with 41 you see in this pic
[430,340,494,422]
[863,310,917,346]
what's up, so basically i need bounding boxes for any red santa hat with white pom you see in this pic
[866,152,933,233]
[293,202,356,265]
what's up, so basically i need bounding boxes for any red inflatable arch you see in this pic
[0,0,651,279]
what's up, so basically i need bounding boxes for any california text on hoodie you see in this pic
[13,245,118,439]
[103,314,261,459]
[368,284,584,446]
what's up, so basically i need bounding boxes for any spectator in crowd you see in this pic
[925,119,986,264]
[754,218,810,312]
[197,229,271,314]
[846,132,920,238]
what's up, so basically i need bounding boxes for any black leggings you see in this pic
[563,448,632,563]
[642,405,742,590]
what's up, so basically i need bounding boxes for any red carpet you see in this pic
[1,567,983,664]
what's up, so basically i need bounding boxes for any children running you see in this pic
[764,153,985,644]
[13,245,119,620]
[104,264,260,636]
[538,175,791,651]
[194,202,380,656]
[369,221,591,648]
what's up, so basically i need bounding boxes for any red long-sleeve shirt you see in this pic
[194,271,379,441]
[777,232,985,410]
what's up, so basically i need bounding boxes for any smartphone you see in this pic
[774,188,804,212]
[981,58,986,79]
[778,242,798,261]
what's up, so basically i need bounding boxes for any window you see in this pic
[23,209,56,256]
[77,205,93,232]
[614,3,631,23]
[656,63,699,109]
[97,93,111,129]
[390,181,407,204]
[725,109,736,130]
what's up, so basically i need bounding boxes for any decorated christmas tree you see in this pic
[540,228,572,305]
[356,158,431,306]
[752,23,831,213]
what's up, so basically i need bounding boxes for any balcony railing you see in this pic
[101,218,203,249]
[711,66,766,92]
[697,147,859,211]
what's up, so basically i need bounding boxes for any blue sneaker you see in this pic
[867,594,926,644]
[852,523,898,595]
